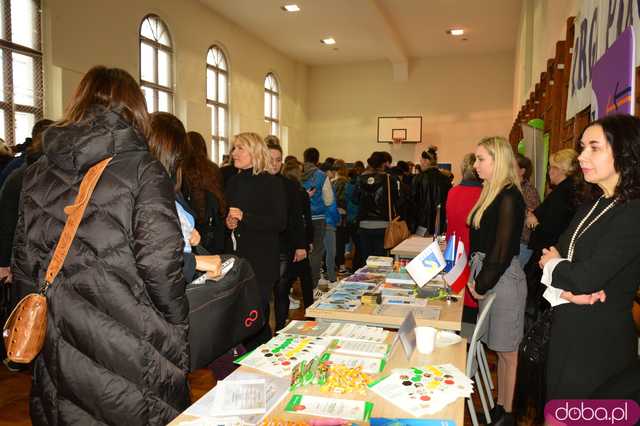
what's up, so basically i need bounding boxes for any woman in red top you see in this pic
[446,153,483,323]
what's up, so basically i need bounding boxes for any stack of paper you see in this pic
[366,256,394,268]
[182,371,290,425]
[279,321,389,343]
[369,364,473,416]
[355,265,394,276]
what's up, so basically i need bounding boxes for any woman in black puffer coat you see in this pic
[11,66,190,425]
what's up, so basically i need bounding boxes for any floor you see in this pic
[0,280,539,425]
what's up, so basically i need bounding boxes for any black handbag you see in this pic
[519,308,552,365]
[186,254,266,371]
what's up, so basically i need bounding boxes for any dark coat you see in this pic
[547,198,640,400]
[528,177,577,251]
[0,146,44,267]
[12,107,190,425]
[224,168,286,299]
[354,170,400,223]
[277,174,306,255]
[410,167,452,235]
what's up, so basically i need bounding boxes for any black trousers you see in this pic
[287,257,314,308]
[274,254,290,331]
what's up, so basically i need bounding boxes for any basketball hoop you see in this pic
[392,137,404,146]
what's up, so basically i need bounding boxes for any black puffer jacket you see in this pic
[12,107,190,425]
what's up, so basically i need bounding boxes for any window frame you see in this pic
[1,0,44,146]
[264,72,279,137]
[139,14,174,113]
[206,45,229,164]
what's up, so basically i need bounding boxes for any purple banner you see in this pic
[591,26,635,119]
[545,400,640,426]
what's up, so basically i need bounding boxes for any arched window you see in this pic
[264,73,279,136]
[139,15,173,112]
[206,46,228,164]
[2,0,43,146]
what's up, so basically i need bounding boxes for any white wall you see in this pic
[512,0,580,116]
[42,0,308,158]
[306,53,515,180]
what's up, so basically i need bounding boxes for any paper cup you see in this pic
[415,326,438,354]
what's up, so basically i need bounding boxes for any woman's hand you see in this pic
[539,246,560,268]
[526,211,539,229]
[195,255,222,277]
[228,207,243,221]
[189,229,201,246]
[467,280,486,300]
[293,249,307,262]
[560,290,606,305]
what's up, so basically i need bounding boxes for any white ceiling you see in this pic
[199,0,522,66]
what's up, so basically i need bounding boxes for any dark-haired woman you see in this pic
[12,66,189,424]
[540,114,640,400]
[182,131,226,254]
[411,146,451,235]
[147,113,223,282]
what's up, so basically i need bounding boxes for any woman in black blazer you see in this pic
[224,132,286,348]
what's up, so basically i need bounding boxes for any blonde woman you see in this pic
[224,132,287,348]
[527,149,581,253]
[467,137,526,426]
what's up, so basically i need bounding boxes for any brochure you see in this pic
[284,394,374,421]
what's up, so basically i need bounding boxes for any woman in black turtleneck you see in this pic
[224,132,286,348]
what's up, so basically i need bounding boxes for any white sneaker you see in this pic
[289,295,300,309]
[313,288,325,300]
[327,281,338,290]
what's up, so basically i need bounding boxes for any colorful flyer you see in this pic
[368,364,473,416]
[235,335,333,377]
[284,394,374,421]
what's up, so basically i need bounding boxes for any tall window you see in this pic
[1,0,43,146]
[206,46,228,164]
[264,73,279,136]
[139,15,173,113]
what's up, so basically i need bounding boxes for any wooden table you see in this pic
[169,333,467,425]
[306,294,464,331]
[390,236,434,259]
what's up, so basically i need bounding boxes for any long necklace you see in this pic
[567,196,616,261]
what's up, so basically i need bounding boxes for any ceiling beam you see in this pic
[366,0,409,80]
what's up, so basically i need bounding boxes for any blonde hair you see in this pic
[467,137,521,228]
[549,148,578,176]
[233,132,272,175]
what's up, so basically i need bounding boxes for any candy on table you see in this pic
[320,364,371,395]
[258,417,309,426]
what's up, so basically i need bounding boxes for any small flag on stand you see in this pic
[406,240,446,287]
[443,241,470,294]
[443,233,457,273]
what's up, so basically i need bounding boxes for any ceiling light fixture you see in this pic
[282,4,300,12]
[446,28,465,36]
[321,37,336,45]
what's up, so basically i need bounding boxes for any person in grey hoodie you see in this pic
[301,148,334,293]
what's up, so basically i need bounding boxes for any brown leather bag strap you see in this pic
[44,157,112,286]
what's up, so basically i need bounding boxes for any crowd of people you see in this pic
[0,65,639,425]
